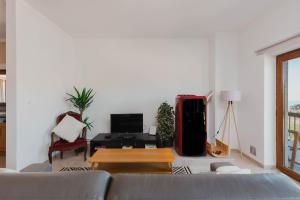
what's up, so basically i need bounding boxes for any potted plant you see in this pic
[66,87,95,130]
[156,102,175,147]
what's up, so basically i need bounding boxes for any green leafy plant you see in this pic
[82,116,94,131]
[156,102,175,146]
[66,87,95,130]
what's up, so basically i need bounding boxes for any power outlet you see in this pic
[250,145,256,156]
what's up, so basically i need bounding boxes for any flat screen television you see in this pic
[111,113,143,133]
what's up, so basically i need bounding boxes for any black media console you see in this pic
[89,133,157,156]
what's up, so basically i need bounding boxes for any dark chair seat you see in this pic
[50,138,86,150]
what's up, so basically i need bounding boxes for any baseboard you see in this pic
[231,149,276,169]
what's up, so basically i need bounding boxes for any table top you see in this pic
[89,148,175,163]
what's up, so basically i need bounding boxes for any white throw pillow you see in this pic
[216,166,251,174]
[52,114,86,143]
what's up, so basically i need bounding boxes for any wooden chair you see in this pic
[48,111,87,164]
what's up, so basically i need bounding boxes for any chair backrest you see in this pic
[56,111,81,124]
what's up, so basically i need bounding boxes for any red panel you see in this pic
[175,98,183,155]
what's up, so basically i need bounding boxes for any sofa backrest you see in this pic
[107,173,300,200]
[1,171,300,200]
[0,171,111,200]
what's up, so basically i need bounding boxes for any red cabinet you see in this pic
[175,95,207,156]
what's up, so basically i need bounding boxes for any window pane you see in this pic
[0,75,6,103]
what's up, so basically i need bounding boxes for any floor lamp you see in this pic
[217,90,243,158]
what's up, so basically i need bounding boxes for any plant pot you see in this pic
[163,138,174,147]
[156,138,174,147]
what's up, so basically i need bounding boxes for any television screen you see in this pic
[111,113,143,133]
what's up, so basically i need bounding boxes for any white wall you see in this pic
[209,33,239,149]
[239,0,300,165]
[6,0,17,169]
[7,0,80,170]
[263,55,276,166]
[76,38,210,139]
[7,1,211,169]
[214,33,239,148]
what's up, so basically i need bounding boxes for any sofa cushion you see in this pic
[0,171,111,200]
[107,173,300,200]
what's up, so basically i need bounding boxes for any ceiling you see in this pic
[0,0,5,39]
[2,0,282,38]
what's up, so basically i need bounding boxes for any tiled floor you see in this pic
[51,148,275,174]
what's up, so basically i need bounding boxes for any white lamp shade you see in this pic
[220,90,241,102]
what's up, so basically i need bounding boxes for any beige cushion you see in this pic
[216,166,251,174]
[0,168,18,173]
[52,114,86,142]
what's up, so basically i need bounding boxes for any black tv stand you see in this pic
[90,133,157,156]
[122,134,136,140]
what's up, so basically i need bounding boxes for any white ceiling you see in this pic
[3,0,281,38]
[0,0,5,39]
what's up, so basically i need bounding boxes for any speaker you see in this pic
[175,95,207,156]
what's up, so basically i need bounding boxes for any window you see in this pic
[276,49,300,181]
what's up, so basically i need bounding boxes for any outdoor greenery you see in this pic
[156,102,175,146]
[66,87,95,130]
[290,104,300,113]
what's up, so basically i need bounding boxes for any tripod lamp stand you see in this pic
[217,90,243,158]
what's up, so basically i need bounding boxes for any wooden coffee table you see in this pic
[89,148,175,174]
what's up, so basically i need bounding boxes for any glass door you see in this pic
[277,49,300,181]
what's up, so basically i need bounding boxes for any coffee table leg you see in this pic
[91,162,99,170]
[168,162,172,174]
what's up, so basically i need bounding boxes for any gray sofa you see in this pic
[0,171,299,200]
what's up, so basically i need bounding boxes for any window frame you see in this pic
[276,48,300,181]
